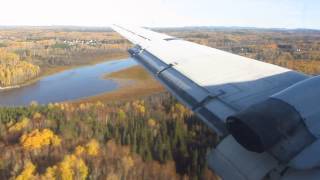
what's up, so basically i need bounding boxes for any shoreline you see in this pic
[0,61,164,106]
[0,85,20,90]
[70,66,164,104]
[0,77,41,92]
[0,53,129,91]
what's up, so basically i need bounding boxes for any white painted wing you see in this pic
[112,25,309,136]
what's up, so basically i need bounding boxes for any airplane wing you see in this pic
[112,25,320,180]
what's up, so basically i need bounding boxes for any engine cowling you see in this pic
[226,75,320,163]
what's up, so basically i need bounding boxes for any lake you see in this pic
[0,58,137,106]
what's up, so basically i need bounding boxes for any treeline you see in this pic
[0,93,218,180]
[0,49,40,87]
[0,29,130,70]
[166,28,320,75]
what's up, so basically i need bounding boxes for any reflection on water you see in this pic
[0,58,136,106]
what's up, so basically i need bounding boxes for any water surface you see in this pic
[0,58,136,106]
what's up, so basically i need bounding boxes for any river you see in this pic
[0,58,137,106]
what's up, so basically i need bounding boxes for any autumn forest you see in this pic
[0,26,320,180]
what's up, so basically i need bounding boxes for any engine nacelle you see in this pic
[226,75,320,164]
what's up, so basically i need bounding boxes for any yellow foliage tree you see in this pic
[15,161,36,180]
[0,49,40,87]
[32,112,42,119]
[20,129,61,151]
[85,139,100,156]
[147,118,157,128]
[57,155,88,180]
[74,145,85,156]
[8,117,30,132]
[132,100,146,114]
[39,154,88,180]
[41,166,57,180]
[95,101,104,108]
[122,155,134,174]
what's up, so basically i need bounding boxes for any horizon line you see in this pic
[0,24,319,31]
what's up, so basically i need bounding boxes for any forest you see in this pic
[0,49,39,87]
[0,93,217,180]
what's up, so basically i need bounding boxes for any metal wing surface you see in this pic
[112,25,309,136]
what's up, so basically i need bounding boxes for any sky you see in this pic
[0,0,319,29]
